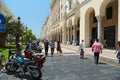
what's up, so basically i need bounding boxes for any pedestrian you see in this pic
[56,41,62,56]
[16,42,22,57]
[25,41,32,51]
[50,40,55,57]
[38,41,43,53]
[115,41,120,63]
[92,39,102,65]
[79,40,84,59]
[44,39,49,57]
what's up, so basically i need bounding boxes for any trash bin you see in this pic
[8,49,17,59]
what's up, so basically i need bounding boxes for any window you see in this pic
[61,5,62,9]
[65,5,68,12]
[69,1,72,10]
[106,6,112,19]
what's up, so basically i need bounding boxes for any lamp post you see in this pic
[17,16,21,42]
[17,16,21,22]
[16,16,22,56]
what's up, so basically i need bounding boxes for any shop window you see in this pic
[106,6,112,19]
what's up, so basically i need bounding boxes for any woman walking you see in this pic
[56,41,62,56]
[92,39,102,65]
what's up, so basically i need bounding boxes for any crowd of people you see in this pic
[16,38,120,65]
[20,39,62,57]
[43,39,62,57]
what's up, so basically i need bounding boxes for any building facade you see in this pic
[41,0,119,48]
[0,1,14,17]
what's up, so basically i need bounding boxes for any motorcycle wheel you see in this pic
[5,63,18,72]
[30,68,42,79]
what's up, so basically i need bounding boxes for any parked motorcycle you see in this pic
[5,53,45,79]
[24,50,34,60]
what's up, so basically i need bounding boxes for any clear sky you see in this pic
[3,0,51,39]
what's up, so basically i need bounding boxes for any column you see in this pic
[96,15,102,42]
[73,25,76,45]
[67,27,70,45]
[62,26,66,44]
[60,30,62,42]
[118,0,120,41]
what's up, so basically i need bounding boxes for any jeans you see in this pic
[80,49,84,59]
[51,48,54,56]
[94,53,100,64]
[45,47,48,56]
[117,52,120,63]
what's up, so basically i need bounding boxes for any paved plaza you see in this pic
[41,53,120,80]
[0,45,120,80]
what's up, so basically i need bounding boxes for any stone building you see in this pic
[41,0,119,48]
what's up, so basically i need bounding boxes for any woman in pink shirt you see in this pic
[92,39,102,65]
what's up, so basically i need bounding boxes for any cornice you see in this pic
[50,0,57,9]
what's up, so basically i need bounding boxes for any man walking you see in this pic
[79,40,84,59]
[44,39,49,57]
[50,40,55,57]
[92,39,102,65]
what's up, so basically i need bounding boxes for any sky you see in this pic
[3,0,51,39]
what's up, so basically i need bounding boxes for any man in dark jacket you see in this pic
[44,40,49,57]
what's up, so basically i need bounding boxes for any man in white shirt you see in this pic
[79,40,84,59]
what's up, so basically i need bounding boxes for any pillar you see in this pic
[73,25,76,45]
[96,15,102,42]
[67,27,70,45]
[118,0,120,41]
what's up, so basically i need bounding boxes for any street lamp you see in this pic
[17,16,21,22]
[17,16,21,42]
[16,16,22,56]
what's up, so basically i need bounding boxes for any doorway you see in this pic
[104,26,115,48]
[76,30,79,45]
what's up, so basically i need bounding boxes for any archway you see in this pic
[67,19,72,45]
[85,7,95,47]
[74,16,80,45]
[100,0,118,48]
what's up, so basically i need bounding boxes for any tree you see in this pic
[0,15,12,47]
[22,29,37,42]
[5,16,24,45]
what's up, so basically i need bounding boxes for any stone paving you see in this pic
[41,54,120,80]
[61,44,117,60]
[0,44,120,80]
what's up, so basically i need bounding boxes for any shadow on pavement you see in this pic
[98,62,107,65]
[6,71,42,80]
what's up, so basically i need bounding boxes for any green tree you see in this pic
[22,29,37,42]
[0,15,12,47]
[5,16,24,45]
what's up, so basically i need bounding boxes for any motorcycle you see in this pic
[24,50,34,60]
[5,53,45,79]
